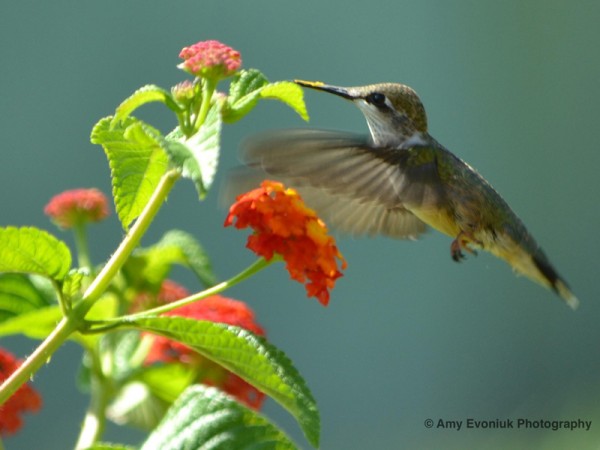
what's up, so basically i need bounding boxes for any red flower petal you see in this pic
[0,349,42,436]
[225,180,346,305]
[44,188,109,229]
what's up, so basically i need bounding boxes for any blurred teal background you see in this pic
[2,1,600,449]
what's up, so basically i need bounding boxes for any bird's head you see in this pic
[295,80,428,147]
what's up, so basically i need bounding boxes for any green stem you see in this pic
[0,169,180,407]
[73,222,92,270]
[0,316,77,406]
[74,352,111,450]
[77,169,180,315]
[193,78,217,132]
[105,257,272,323]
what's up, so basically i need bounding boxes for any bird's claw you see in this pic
[450,232,480,263]
[451,247,466,262]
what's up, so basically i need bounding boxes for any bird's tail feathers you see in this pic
[531,254,579,310]
[490,239,579,309]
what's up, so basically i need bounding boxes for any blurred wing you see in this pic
[237,129,444,239]
[293,185,426,238]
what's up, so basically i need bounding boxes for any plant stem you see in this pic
[74,353,111,450]
[193,78,217,132]
[73,222,92,270]
[0,169,181,406]
[109,257,272,322]
[77,169,180,315]
[0,316,76,406]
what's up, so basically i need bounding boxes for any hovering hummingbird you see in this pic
[238,79,578,309]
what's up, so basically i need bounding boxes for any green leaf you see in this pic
[155,230,217,287]
[85,293,118,321]
[62,268,89,302]
[102,336,182,431]
[0,292,116,342]
[0,227,71,280]
[103,340,192,431]
[84,444,136,450]
[107,381,169,431]
[112,85,179,126]
[223,69,309,123]
[0,274,53,322]
[139,363,197,403]
[91,117,169,229]
[260,82,309,121]
[123,245,183,293]
[165,104,221,199]
[0,305,62,339]
[129,316,320,447]
[229,69,270,102]
[100,330,143,381]
[123,229,216,293]
[222,69,269,123]
[141,385,298,450]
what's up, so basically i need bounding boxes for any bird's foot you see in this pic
[450,232,481,262]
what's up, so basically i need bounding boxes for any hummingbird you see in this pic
[238,79,578,309]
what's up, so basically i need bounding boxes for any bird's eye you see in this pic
[366,92,386,106]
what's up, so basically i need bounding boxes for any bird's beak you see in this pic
[295,80,354,100]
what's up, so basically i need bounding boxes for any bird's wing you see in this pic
[238,129,445,239]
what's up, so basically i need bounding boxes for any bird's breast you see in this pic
[410,206,461,238]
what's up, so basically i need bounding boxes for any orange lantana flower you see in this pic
[225,180,346,306]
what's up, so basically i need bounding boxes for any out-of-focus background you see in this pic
[1,2,599,449]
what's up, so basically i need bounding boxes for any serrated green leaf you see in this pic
[0,227,71,280]
[91,117,169,229]
[165,104,221,199]
[112,85,179,126]
[141,385,298,450]
[0,305,62,339]
[260,82,309,121]
[229,69,270,103]
[223,69,309,123]
[156,230,217,287]
[222,69,270,123]
[0,274,53,322]
[128,316,319,447]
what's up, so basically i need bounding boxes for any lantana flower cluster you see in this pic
[0,349,42,435]
[225,180,347,305]
[44,188,109,229]
[178,40,241,80]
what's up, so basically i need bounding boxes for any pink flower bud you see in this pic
[178,40,241,80]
